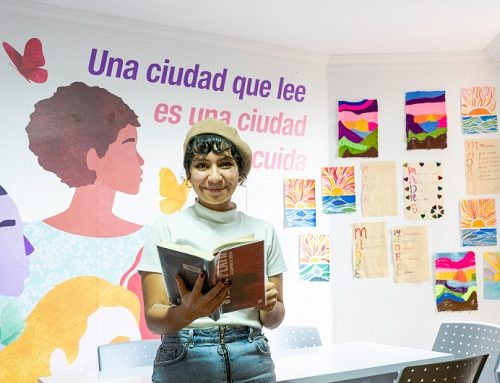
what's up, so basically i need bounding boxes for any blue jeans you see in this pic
[152,326,275,383]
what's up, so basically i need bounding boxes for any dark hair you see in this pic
[183,134,246,182]
[26,82,140,187]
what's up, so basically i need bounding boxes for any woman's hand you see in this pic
[259,274,285,329]
[176,273,230,322]
[260,281,279,312]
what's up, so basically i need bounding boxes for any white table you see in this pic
[38,341,454,383]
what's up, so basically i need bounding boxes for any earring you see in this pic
[184,179,192,188]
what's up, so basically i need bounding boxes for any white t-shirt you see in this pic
[138,200,287,329]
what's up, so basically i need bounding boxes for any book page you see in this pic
[464,138,500,194]
[361,161,397,217]
[352,222,388,278]
[212,233,256,254]
[157,241,214,261]
[392,226,429,283]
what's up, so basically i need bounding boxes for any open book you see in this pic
[157,234,266,321]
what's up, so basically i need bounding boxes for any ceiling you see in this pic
[15,0,500,56]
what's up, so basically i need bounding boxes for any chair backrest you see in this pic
[397,354,488,383]
[265,326,322,354]
[97,339,161,372]
[432,322,500,383]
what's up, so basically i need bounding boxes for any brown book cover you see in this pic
[157,236,266,321]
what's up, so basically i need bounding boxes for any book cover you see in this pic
[157,238,266,321]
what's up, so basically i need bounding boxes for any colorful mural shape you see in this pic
[0,185,34,298]
[0,82,161,379]
[405,90,447,150]
[461,86,498,134]
[338,99,378,157]
[460,199,497,247]
[159,167,190,214]
[434,251,478,312]
[321,166,355,214]
[484,252,500,299]
[0,277,140,382]
[403,162,444,220]
[299,234,330,282]
[284,178,316,227]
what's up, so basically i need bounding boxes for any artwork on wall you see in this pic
[321,166,356,214]
[284,178,316,227]
[352,222,388,279]
[460,198,497,247]
[299,234,331,282]
[461,86,498,134]
[391,226,430,283]
[405,90,447,150]
[403,162,444,220]
[338,99,378,157]
[464,138,500,194]
[361,161,397,217]
[483,252,500,299]
[434,251,478,312]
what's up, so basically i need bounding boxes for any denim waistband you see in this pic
[161,326,262,346]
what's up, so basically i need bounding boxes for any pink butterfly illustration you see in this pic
[2,37,48,83]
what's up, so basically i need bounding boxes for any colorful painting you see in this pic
[321,166,356,214]
[299,234,330,282]
[403,162,444,220]
[434,251,478,312]
[460,199,497,247]
[461,86,497,134]
[338,99,378,157]
[405,90,447,150]
[484,252,500,299]
[464,139,500,195]
[284,178,316,227]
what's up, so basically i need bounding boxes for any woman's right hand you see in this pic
[175,273,230,321]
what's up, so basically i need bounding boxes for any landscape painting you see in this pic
[405,90,447,150]
[338,99,378,157]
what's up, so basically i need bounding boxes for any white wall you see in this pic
[1,2,499,359]
[327,56,500,348]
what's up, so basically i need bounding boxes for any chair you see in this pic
[264,326,322,355]
[396,354,488,383]
[432,321,500,383]
[97,339,161,373]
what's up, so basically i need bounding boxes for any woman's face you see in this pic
[189,150,239,212]
[93,124,144,194]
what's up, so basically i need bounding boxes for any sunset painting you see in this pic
[338,99,378,157]
[461,86,497,134]
[284,178,316,227]
[321,166,356,214]
[434,251,478,312]
[299,234,330,282]
[484,252,500,299]
[405,90,447,149]
[460,198,497,246]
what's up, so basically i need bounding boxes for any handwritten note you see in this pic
[352,222,388,278]
[391,226,429,283]
[464,139,500,194]
[403,162,444,220]
[361,161,397,217]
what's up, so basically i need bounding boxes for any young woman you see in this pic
[139,118,286,382]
